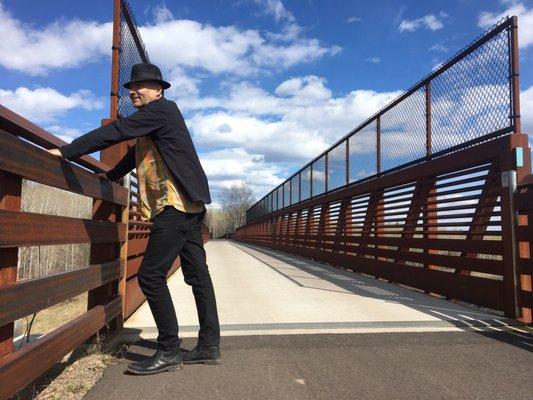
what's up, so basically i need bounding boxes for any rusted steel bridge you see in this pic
[0,2,532,399]
[236,16,533,325]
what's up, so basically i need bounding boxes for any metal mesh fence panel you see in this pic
[380,87,426,172]
[246,17,517,223]
[291,175,299,204]
[117,0,150,118]
[283,181,290,207]
[327,141,347,191]
[312,156,326,196]
[431,26,511,154]
[349,121,377,183]
[277,186,283,210]
[301,167,311,201]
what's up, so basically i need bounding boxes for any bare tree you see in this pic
[218,182,256,233]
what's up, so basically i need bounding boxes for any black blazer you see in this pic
[59,97,211,204]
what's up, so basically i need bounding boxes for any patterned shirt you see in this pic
[135,136,205,221]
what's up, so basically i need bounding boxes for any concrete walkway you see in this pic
[87,239,533,400]
[121,239,521,340]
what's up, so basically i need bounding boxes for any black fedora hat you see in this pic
[123,62,171,89]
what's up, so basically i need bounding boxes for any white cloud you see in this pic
[45,125,82,143]
[180,76,401,165]
[0,87,104,123]
[141,19,340,76]
[365,57,381,63]
[165,66,201,98]
[399,13,447,32]
[521,86,533,143]
[152,3,174,24]
[346,16,361,24]
[199,147,284,197]
[254,0,295,24]
[0,3,110,75]
[430,43,449,52]
[0,2,339,78]
[478,2,533,48]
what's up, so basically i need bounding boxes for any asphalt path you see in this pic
[85,330,533,400]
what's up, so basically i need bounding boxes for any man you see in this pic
[48,62,221,375]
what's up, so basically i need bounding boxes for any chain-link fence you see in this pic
[247,16,520,223]
[116,0,150,118]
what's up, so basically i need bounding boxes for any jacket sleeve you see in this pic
[105,145,136,182]
[59,101,166,160]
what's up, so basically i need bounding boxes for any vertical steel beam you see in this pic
[345,139,349,186]
[426,82,432,157]
[500,134,530,317]
[376,116,381,175]
[510,16,521,134]
[325,153,329,193]
[110,0,121,121]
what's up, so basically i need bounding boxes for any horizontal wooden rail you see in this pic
[0,105,108,173]
[0,297,121,400]
[0,210,127,247]
[0,260,122,327]
[0,129,128,206]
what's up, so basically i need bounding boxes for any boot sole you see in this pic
[183,359,221,365]
[126,362,183,375]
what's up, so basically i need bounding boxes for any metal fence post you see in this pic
[510,16,521,134]
[501,169,519,318]
[377,116,381,174]
[426,82,432,157]
[345,139,349,186]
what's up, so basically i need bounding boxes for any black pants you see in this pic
[137,206,220,351]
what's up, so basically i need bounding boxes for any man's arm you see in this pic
[105,144,137,182]
[58,101,166,160]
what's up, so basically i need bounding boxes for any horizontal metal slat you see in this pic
[0,260,122,326]
[0,210,127,247]
[0,129,128,206]
[0,297,121,400]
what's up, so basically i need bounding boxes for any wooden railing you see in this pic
[0,105,211,398]
[235,133,532,322]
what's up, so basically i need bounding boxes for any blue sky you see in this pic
[1,0,532,205]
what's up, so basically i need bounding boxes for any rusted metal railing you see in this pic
[236,15,532,325]
[0,105,128,399]
[247,16,521,223]
[515,174,533,324]
[236,133,532,322]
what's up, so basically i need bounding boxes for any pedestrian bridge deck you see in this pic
[123,239,517,339]
[88,239,533,400]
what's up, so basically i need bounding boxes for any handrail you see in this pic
[0,106,128,399]
[0,104,109,173]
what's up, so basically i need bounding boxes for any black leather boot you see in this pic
[126,346,183,375]
[182,345,221,365]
